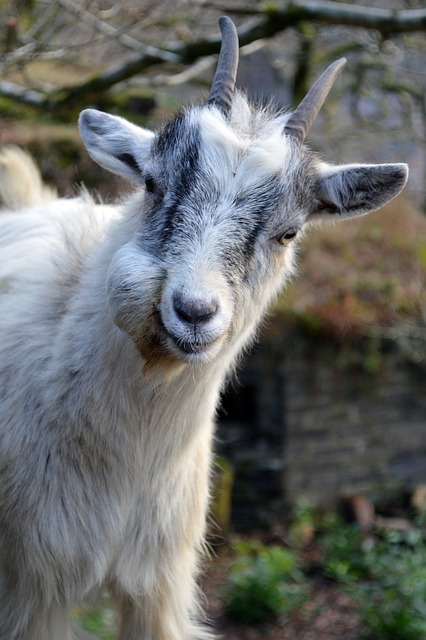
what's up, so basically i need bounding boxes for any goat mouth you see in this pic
[155,312,223,360]
[167,333,215,356]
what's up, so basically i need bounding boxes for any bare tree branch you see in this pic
[0,1,424,111]
[219,1,426,34]
[0,22,224,109]
[0,81,45,107]
[55,0,177,61]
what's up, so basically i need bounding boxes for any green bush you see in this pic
[222,540,309,624]
[321,512,372,583]
[352,531,426,640]
[321,515,426,639]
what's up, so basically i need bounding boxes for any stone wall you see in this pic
[216,327,426,528]
[283,335,426,508]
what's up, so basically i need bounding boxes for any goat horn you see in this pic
[208,16,239,116]
[284,58,347,143]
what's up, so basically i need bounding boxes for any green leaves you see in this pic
[322,515,426,639]
[222,541,309,624]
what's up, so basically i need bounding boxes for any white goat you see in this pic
[0,16,408,640]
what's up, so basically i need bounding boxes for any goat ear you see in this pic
[78,109,155,183]
[310,163,408,221]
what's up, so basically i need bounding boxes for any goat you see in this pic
[0,16,408,640]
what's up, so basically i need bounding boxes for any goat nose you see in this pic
[173,293,219,326]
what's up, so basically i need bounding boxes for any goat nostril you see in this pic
[173,294,219,326]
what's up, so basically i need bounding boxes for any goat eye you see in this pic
[276,227,299,246]
[144,176,157,194]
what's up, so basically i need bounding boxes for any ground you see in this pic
[207,577,362,640]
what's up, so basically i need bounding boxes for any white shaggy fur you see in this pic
[0,145,57,210]
[0,66,408,640]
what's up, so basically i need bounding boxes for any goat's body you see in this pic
[0,195,222,639]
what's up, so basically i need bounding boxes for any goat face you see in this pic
[80,104,306,364]
[79,18,408,365]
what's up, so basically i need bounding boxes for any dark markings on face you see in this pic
[152,111,201,243]
[146,108,316,283]
[221,178,285,283]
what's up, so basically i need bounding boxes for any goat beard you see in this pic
[124,307,190,376]
[124,306,229,375]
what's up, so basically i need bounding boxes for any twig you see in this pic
[55,0,177,61]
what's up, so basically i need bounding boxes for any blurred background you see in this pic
[1,1,425,638]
